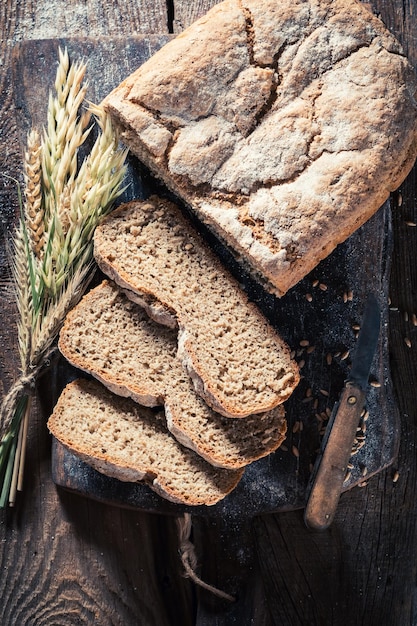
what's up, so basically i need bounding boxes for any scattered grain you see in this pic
[370,380,381,388]
[392,470,400,483]
[312,279,319,288]
[292,445,300,458]
[319,283,328,291]
[404,337,412,348]
[405,220,416,226]
[302,396,314,404]
[326,353,332,365]
[299,339,310,347]
[306,293,313,302]
[340,350,350,361]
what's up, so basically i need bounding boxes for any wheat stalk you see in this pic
[0,46,128,507]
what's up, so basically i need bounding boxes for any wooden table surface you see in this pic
[1,1,417,624]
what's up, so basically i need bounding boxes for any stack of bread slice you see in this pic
[48,196,299,506]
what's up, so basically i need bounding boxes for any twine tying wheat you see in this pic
[0,346,58,436]
[176,513,235,602]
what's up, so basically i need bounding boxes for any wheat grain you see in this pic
[30,260,93,365]
[24,129,44,258]
[12,231,34,373]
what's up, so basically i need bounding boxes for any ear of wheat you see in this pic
[0,47,128,508]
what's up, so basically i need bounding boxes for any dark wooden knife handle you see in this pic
[304,385,366,531]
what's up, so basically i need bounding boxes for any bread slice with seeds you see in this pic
[58,280,288,468]
[93,197,300,418]
[48,378,243,506]
[102,0,417,296]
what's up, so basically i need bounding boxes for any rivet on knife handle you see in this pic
[304,384,366,531]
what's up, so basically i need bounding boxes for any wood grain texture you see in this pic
[1,1,417,625]
[172,0,220,31]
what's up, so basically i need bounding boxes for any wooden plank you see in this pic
[12,0,169,39]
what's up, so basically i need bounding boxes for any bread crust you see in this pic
[103,0,417,296]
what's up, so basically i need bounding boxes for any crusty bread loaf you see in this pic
[102,0,417,296]
[94,197,300,418]
[58,280,288,468]
[48,379,243,506]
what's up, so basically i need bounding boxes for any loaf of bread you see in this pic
[94,197,300,418]
[102,0,417,296]
[48,379,243,506]
[58,280,288,468]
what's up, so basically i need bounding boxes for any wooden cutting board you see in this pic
[12,37,400,520]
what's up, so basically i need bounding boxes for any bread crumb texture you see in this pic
[103,0,417,295]
[58,280,287,468]
[47,379,243,506]
[94,198,300,417]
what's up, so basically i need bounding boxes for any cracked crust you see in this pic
[103,0,417,295]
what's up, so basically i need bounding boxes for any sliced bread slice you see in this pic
[58,280,288,468]
[48,378,243,506]
[93,197,300,418]
[102,0,417,296]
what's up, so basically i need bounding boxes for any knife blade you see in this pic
[304,293,381,531]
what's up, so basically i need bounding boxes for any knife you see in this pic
[304,293,381,531]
